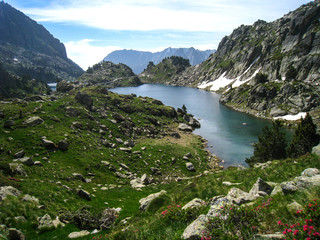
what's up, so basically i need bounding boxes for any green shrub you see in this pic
[286,65,298,81]
[287,113,319,158]
[147,194,171,213]
[0,173,21,188]
[246,120,287,166]
[204,198,273,239]
[160,204,209,223]
[255,73,268,84]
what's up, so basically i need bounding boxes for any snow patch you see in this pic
[198,80,213,90]
[274,112,307,121]
[209,72,234,91]
[198,72,233,90]
[198,56,261,92]
[232,67,261,88]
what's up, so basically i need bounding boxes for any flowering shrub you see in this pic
[92,234,109,240]
[160,203,209,223]
[278,199,320,240]
[204,198,273,239]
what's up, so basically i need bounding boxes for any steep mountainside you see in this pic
[78,61,142,88]
[103,47,215,74]
[170,1,320,119]
[0,2,83,82]
[140,56,191,84]
[0,63,50,99]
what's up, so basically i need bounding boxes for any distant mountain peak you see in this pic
[103,47,215,74]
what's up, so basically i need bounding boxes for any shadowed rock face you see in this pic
[0,2,66,59]
[0,2,83,83]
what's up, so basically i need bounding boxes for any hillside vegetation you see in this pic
[78,62,142,88]
[0,63,50,99]
[0,86,218,239]
[140,56,191,84]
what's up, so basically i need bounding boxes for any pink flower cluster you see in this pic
[201,230,212,240]
[279,219,320,239]
[92,234,108,240]
[161,210,168,216]
[278,199,320,240]
[255,198,272,211]
[161,204,181,217]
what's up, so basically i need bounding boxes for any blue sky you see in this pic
[4,0,312,70]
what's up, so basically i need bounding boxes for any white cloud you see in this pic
[21,0,286,33]
[64,39,120,70]
[10,0,310,71]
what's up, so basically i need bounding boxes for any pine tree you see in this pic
[287,113,319,158]
[181,104,187,114]
[246,120,287,167]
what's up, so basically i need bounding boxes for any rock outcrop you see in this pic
[182,198,206,210]
[139,190,167,211]
[182,168,320,239]
[139,56,191,84]
[79,61,142,88]
[38,214,54,231]
[0,186,21,200]
[182,214,209,240]
[68,230,90,239]
[8,228,25,240]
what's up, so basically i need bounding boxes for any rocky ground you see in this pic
[0,85,223,239]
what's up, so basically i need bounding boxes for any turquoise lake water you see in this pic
[111,84,273,167]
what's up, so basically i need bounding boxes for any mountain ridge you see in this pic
[103,47,215,74]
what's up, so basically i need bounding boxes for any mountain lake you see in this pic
[111,84,276,167]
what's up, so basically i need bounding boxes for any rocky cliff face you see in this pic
[104,47,215,74]
[170,1,320,119]
[0,2,83,82]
